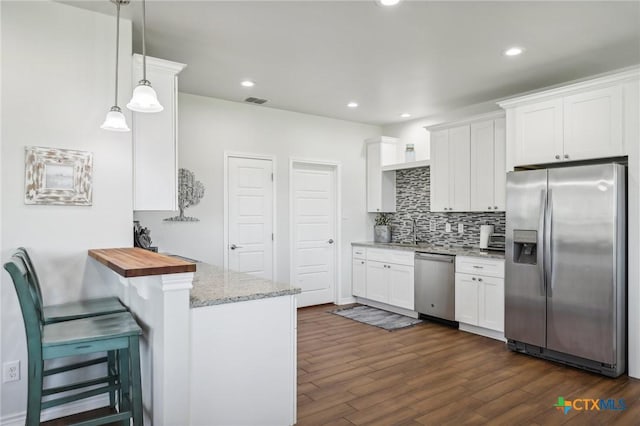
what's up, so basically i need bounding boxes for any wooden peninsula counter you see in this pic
[88,248,298,426]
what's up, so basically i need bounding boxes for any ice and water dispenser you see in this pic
[513,230,537,264]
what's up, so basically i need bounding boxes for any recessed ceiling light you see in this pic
[379,0,400,6]
[241,80,255,87]
[400,113,411,118]
[347,102,359,108]
[504,47,524,57]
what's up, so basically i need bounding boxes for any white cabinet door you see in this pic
[514,99,563,166]
[132,55,186,211]
[470,121,495,212]
[429,130,449,212]
[455,273,478,325]
[366,139,397,213]
[366,261,388,303]
[493,118,506,211]
[563,86,623,161]
[478,276,504,332]
[352,259,367,297]
[387,264,414,310]
[449,125,471,212]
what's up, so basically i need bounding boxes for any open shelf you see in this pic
[381,159,430,171]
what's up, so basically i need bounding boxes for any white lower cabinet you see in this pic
[455,256,505,340]
[352,258,367,297]
[352,247,415,312]
[387,264,414,310]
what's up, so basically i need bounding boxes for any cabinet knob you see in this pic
[472,277,476,281]
[564,154,569,159]
[494,206,499,210]
[488,206,492,210]
[555,155,561,160]
[361,261,365,264]
[478,278,483,282]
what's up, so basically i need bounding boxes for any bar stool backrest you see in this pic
[4,257,44,357]
[15,248,44,316]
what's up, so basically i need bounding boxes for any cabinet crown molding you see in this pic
[133,53,187,75]
[498,66,640,109]
[424,111,505,132]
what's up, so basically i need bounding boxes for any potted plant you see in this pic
[374,213,392,243]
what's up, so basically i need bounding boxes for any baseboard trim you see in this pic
[354,297,419,319]
[1,395,109,426]
[336,296,357,305]
[459,322,506,342]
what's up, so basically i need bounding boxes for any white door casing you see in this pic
[290,160,339,307]
[226,155,274,280]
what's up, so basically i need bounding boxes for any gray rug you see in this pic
[331,305,423,331]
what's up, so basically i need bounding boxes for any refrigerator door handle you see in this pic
[538,189,546,296]
[545,189,553,297]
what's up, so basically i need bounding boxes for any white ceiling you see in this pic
[62,1,640,125]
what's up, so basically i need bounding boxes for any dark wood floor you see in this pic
[297,304,640,426]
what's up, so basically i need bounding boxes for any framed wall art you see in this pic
[24,146,93,206]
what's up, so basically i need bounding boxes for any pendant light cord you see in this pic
[142,0,147,82]
[114,0,121,106]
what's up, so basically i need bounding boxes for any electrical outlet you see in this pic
[458,223,464,234]
[445,223,452,233]
[3,361,20,382]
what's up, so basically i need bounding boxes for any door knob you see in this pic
[328,239,334,244]
[230,244,243,250]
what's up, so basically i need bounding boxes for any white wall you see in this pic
[135,93,380,302]
[1,1,133,421]
[382,99,501,159]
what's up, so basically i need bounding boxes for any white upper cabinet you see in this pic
[470,117,506,211]
[514,99,563,165]
[563,86,623,161]
[366,137,397,213]
[429,126,470,212]
[429,130,450,212]
[132,54,186,211]
[500,68,639,169]
[429,112,505,213]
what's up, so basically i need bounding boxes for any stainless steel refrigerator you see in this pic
[505,163,626,377]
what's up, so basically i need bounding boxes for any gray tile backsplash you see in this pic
[387,166,505,247]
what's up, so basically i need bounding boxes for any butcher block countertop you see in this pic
[88,248,197,278]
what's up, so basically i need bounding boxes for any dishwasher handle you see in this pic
[414,252,454,263]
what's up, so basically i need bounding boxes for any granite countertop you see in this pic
[352,241,505,260]
[190,262,301,308]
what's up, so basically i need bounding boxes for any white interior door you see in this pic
[291,162,337,307]
[227,157,274,280]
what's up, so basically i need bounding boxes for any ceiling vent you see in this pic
[244,97,268,105]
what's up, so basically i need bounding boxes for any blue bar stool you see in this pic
[5,256,144,426]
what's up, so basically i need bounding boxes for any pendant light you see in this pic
[101,0,130,132]
[127,0,163,113]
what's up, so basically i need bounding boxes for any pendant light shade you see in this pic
[127,81,163,112]
[102,0,130,132]
[127,0,163,113]
[101,106,130,132]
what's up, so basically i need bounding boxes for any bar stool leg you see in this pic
[26,357,43,426]
[108,351,117,408]
[118,347,131,425]
[129,335,143,426]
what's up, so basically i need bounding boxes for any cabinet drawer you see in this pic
[456,256,504,278]
[366,248,414,266]
[352,246,366,259]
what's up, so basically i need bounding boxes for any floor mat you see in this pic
[330,305,423,331]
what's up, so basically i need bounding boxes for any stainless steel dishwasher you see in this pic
[414,252,456,322]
